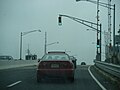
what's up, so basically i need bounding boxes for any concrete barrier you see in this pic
[0,60,38,70]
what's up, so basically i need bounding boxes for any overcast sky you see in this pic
[0,0,120,64]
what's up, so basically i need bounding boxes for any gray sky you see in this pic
[0,0,120,64]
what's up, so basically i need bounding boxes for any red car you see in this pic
[37,51,74,82]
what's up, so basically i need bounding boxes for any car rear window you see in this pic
[42,54,69,60]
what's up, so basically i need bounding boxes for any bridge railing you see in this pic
[94,61,120,79]
[0,59,38,70]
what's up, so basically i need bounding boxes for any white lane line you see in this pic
[7,81,22,88]
[88,66,107,90]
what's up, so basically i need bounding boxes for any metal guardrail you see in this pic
[94,61,120,79]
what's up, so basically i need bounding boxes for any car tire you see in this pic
[68,77,74,83]
[37,75,41,83]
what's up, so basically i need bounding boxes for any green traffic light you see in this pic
[58,16,62,26]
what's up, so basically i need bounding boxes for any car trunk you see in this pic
[38,60,73,69]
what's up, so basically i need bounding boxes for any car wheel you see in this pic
[37,75,41,83]
[68,77,74,83]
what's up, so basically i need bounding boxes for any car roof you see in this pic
[48,51,66,54]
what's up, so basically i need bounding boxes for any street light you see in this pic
[44,32,59,54]
[58,14,102,61]
[45,42,59,54]
[92,42,106,47]
[87,28,109,40]
[19,30,41,60]
[65,49,71,53]
[47,42,59,46]
[76,0,116,62]
[76,0,100,54]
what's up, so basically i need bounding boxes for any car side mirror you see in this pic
[38,59,41,62]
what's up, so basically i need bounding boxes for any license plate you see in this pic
[51,64,59,68]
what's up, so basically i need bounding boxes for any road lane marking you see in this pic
[7,81,22,88]
[88,66,107,90]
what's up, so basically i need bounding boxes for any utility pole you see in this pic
[96,0,99,54]
[96,0,101,61]
[108,0,112,45]
[100,24,102,61]
[44,32,47,54]
[27,44,30,55]
[112,4,116,63]
[20,32,22,60]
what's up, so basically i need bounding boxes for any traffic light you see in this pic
[58,16,62,26]
[76,0,80,2]
[97,39,100,47]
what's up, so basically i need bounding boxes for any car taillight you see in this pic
[38,61,48,69]
[61,61,73,69]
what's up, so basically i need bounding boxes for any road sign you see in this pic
[115,35,120,44]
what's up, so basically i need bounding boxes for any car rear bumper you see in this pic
[37,69,74,78]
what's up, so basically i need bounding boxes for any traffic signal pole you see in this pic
[100,24,102,61]
[58,14,102,61]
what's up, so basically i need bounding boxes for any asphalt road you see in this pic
[0,65,119,90]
